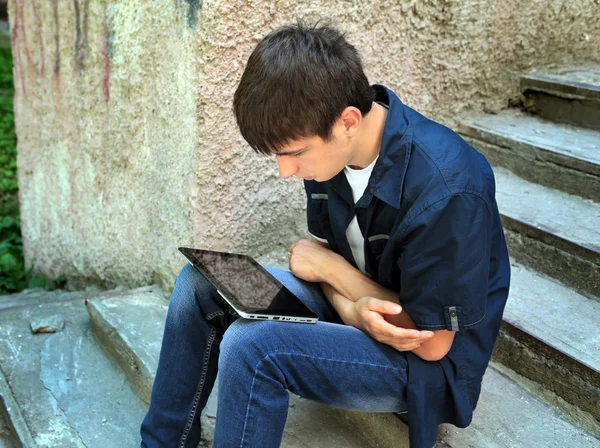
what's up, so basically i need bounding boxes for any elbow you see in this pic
[417,349,447,362]
[413,330,455,362]
[414,346,446,362]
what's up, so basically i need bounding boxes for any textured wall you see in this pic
[9,0,600,292]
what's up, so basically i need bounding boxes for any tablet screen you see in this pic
[178,247,318,318]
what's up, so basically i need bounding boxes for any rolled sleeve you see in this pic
[397,193,491,332]
[310,233,329,243]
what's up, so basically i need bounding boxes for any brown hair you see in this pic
[233,19,375,156]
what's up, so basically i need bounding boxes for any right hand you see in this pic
[351,296,434,352]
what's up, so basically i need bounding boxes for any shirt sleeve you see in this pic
[309,233,329,243]
[397,193,492,332]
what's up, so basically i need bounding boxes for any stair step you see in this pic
[493,262,600,423]
[0,290,147,448]
[88,276,599,447]
[86,285,169,406]
[521,64,600,130]
[492,166,600,298]
[440,361,599,447]
[0,287,95,312]
[458,109,600,202]
[0,368,32,447]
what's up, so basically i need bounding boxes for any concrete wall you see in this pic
[9,0,600,292]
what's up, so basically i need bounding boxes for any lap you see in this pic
[220,266,409,413]
[261,266,344,324]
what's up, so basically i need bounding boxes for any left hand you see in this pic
[288,239,340,283]
[351,297,434,351]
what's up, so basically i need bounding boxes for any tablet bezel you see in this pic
[178,247,319,320]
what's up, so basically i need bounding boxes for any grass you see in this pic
[0,44,53,294]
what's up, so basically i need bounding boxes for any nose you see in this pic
[277,156,298,179]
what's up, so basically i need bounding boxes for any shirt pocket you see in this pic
[367,233,390,262]
[308,193,331,241]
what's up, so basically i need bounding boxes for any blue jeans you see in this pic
[140,262,409,448]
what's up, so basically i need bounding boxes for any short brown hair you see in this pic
[233,20,375,156]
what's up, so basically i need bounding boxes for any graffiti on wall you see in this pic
[10,0,203,103]
[73,0,89,72]
[10,0,112,102]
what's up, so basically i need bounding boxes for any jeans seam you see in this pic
[206,310,225,320]
[179,324,218,448]
[238,352,407,447]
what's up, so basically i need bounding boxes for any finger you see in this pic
[364,298,402,315]
[367,313,408,338]
[391,328,434,341]
[368,314,422,340]
[369,314,434,340]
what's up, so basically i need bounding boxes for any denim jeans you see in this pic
[140,262,409,448]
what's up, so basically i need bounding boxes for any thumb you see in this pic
[365,297,402,315]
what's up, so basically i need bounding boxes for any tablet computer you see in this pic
[178,247,319,324]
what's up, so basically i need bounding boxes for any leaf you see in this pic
[0,252,17,270]
[28,275,46,289]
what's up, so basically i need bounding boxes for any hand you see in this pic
[351,296,434,351]
[288,239,341,283]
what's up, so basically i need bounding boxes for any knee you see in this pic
[219,320,270,370]
[167,263,214,318]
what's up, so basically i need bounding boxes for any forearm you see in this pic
[319,281,359,327]
[321,256,418,331]
[319,277,433,360]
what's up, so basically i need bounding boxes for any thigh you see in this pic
[221,317,409,413]
[262,266,344,324]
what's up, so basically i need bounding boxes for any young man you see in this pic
[140,22,510,448]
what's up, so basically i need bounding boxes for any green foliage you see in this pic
[0,45,51,294]
[0,47,17,204]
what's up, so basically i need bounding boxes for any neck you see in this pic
[347,102,387,169]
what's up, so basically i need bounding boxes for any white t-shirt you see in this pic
[310,154,379,275]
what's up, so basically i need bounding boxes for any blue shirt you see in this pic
[304,84,511,448]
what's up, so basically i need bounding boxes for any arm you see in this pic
[312,240,454,361]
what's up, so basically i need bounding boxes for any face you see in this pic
[274,116,356,182]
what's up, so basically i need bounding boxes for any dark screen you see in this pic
[178,247,317,318]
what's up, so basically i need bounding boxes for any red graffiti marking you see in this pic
[10,0,27,97]
[103,37,110,103]
[32,0,45,77]
[16,0,34,72]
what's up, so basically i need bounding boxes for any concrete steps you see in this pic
[0,367,29,447]
[440,361,598,448]
[0,288,148,447]
[458,109,600,202]
[493,166,600,299]
[520,64,600,130]
[457,63,600,441]
[492,262,599,427]
[85,283,414,448]
[85,281,599,448]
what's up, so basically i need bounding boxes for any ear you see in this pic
[338,106,362,136]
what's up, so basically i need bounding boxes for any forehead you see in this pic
[275,137,318,155]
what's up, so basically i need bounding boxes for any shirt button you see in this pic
[449,310,457,317]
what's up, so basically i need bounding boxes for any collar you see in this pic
[328,84,413,210]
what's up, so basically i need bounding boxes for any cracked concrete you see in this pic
[0,290,147,448]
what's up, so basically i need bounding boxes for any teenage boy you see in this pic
[140,21,510,448]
